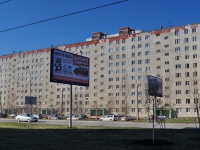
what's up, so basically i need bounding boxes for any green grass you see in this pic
[0,122,200,150]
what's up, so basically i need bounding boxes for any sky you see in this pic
[0,0,200,56]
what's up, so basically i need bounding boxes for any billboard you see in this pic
[147,75,163,97]
[50,48,90,86]
[25,96,37,105]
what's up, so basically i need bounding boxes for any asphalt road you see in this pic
[0,118,199,129]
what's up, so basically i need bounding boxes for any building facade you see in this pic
[0,23,200,118]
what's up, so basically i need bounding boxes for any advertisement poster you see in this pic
[147,75,163,97]
[50,49,89,86]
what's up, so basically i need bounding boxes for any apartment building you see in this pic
[0,22,200,118]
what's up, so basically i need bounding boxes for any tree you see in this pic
[189,69,200,128]
[120,73,131,117]
[107,97,115,114]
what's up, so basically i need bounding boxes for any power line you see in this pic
[0,0,11,5]
[0,0,129,33]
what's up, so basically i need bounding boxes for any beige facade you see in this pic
[0,23,200,118]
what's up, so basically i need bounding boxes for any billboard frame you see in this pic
[50,48,90,87]
[146,75,163,97]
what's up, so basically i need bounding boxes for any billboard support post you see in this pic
[69,84,72,128]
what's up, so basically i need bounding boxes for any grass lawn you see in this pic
[0,122,200,150]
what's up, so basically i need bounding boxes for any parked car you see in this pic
[16,114,38,122]
[67,115,79,120]
[121,116,135,121]
[77,114,87,120]
[65,114,75,118]
[48,114,64,120]
[99,115,118,121]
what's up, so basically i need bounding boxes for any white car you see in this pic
[16,114,38,122]
[99,115,118,121]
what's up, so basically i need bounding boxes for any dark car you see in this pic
[77,114,87,120]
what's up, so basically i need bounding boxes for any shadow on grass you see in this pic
[0,124,200,150]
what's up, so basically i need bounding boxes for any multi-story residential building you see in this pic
[0,22,200,118]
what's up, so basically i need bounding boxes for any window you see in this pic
[176,99,181,104]
[138,68,142,72]
[185,46,189,51]
[132,53,135,57]
[138,44,142,49]
[164,36,169,40]
[192,28,196,33]
[175,30,180,35]
[193,54,197,59]
[164,44,169,48]
[156,50,160,53]
[122,46,126,51]
[116,55,120,59]
[185,55,189,60]
[138,60,142,64]
[175,64,181,69]
[145,51,150,55]
[184,29,188,34]
[186,108,190,112]
[156,41,160,45]
[156,66,161,69]
[165,61,169,64]
[145,35,150,40]
[194,80,198,85]
[186,99,190,104]
[132,45,135,49]
[192,37,197,41]
[145,59,150,64]
[185,81,190,86]
[122,39,126,43]
[185,72,189,77]
[138,36,142,41]
[175,73,181,78]
[109,55,113,60]
[156,58,161,61]
[122,61,126,66]
[109,41,113,45]
[145,67,150,71]
[165,53,169,56]
[193,45,197,50]
[193,63,197,68]
[116,47,120,52]
[176,81,181,86]
[132,60,135,65]
[156,34,160,37]
[109,48,113,53]
[175,39,180,44]
[145,43,150,48]
[176,90,181,95]
[185,63,189,68]
[108,70,113,74]
[194,72,198,77]
[122,54,126,58]
[184,38,189,43]
[132,38,135,41]
[138,52,142,56]
[175,47,180,52]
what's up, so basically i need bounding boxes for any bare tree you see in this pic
[6,88,17,115]
[120,73,131,117]
[189,69,200,128]
[107,97,115,114]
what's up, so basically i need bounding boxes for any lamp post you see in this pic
[61,85,64,115]
[22,66,32,116]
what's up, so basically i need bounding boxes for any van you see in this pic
[99,115,118,121]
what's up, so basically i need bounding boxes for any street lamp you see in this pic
[22,66,32,116]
